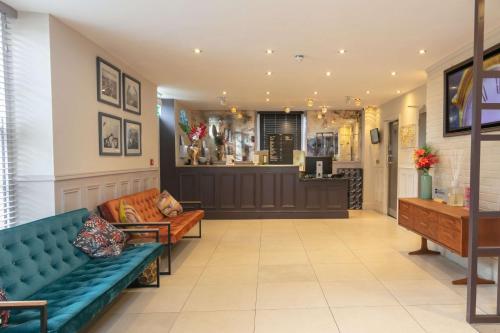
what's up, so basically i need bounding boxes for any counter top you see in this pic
[299,176,348,182]
[177,164,299,168]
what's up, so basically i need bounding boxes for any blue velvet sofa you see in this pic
[0,208,163,333]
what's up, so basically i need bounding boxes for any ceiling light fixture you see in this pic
[338,49,346,54]
[222,91,227,95]
[237,113,243,119]
[266,49,274,55]
[396,90,401,94]
[294,54,305,62]
[230,106,237,113]
[419,49,427,55]
[266,71,272,76]
[391,71,397,76]
[366,90,371,94]
[284,107,291,114]
[266,91,270,95]
[321,106,328,114]
[307,98,314,107]
[314,91,318,95]
[266,98,270,102]
[326,71,332,77]
[317,113,323,119]
[193,48,202,54]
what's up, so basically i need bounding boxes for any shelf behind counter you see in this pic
[171,165,349,219]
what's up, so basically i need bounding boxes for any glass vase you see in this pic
[419,170,432,200]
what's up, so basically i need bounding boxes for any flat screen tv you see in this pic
[444,43,500,136]
[370,128,380,144]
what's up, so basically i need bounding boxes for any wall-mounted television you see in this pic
[444,43,500,136]
[370,128,380,144]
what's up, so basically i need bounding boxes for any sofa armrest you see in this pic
[111,222,171,227]
[121,228,160,243]
[180,201,202,211]
[0,300,48,333]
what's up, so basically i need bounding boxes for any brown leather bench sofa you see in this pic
[99,188,204,274]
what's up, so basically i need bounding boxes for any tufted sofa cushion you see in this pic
[4,243,163,333]
[0,209,90,301]
[100,188,164,222]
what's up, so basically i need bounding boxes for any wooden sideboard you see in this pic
[398,198,500,284]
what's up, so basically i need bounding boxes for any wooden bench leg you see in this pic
[409,237,440,255]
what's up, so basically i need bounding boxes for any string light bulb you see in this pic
[230,106,237,113]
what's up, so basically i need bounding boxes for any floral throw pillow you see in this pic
[73,215,127,258]
[156,191,183,217]
[0,288,9,327]
[119,200,144,223]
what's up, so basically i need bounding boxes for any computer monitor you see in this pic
[305,156,333,176]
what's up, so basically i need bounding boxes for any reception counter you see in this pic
[173,165,349,219]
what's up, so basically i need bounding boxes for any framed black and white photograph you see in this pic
[124,119,142,156]
[122,73,141,114]
[96,57,121,108]
[98,112,122,156]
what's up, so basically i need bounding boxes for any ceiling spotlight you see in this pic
[391,71,397,76]
[307,98,314,107]
[284,107,291,113]
[222,91,227,95]
[396,90,401,94]
[294,54,305,62]
[266,98,270,102]
[326,71,332,77]
[354,98,362,107]
[317,113,323,119]
[419,49,427,55]
[218,96,227,106]
[338,49,346,54]
[366,90,371,94]
[266,91,270,95]
[321,106,328,114]
[314,91,318,95]
[193,48,202,54]
[266,71,272,76]
[266,49,274,55]
[230,106,237,113]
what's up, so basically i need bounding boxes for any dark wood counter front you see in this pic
[174,166,349,219]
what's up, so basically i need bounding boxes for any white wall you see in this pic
[13,13,160,221]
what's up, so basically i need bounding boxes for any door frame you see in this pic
[387,120,399,218]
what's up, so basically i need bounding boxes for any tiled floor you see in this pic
[84,210,499,333]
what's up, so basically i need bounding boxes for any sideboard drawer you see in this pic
[398,201,412,229]
[438,215,463,254]
[414,209,438,239]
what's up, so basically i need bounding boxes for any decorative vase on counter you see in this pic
[419,169,432,200]
[188,140,200,166]
[216,145,225,161]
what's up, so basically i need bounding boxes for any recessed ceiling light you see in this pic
[266,98,270,102]
[193,48,202,54]
[338,49,346,54]
[222,91,227,95]
[419,49,427,55]
[396,90,401,94]
[284,107,291,113]
[307,98,314,107]
[366,90,371,94]
[266,71,272,76]
[266,91,270,95]
[391,71,397,76]
[266,49,274,55]
[326,71,332,77]
[314,91,318,95]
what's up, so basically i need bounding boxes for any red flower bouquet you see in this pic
[413,146,438,173]
[188,123,207,143]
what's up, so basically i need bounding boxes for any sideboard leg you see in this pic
[409,237,441,255]
[452,277,495,285]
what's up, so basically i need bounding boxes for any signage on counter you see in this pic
[268,134,294,165]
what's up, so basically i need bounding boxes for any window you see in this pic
[259,112,303,150]
[0,9,16,228]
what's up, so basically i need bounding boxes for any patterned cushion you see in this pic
[157,191,183,217]
[119,200,145,223]
[136,260,158,286]
[0,288,9,327]
[73,215,127,258]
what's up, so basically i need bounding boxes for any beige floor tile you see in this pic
[257,281,327,309]
[255,308,339,333]
[183,283,257,311]
[307,248,360,264]
[161,266,204,286]
[258,264,317,283]
[83,311,178,333]
[313,263,376,282]
[259,250,309,266]
[364,259,435,280]
[322,280,399,307]
[197,265,258,285]
[106,286,193,313]
[260,239,304,251]
[332,306,426,333]
[405,304,480,333]
[208,250,260,266]
[382,279,465,305]
[170,310,255,333]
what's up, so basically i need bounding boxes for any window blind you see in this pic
[259,112,303,150]
[0,12,16,228]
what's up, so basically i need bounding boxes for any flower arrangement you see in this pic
[413,145,439,173]
[178,110,207,144]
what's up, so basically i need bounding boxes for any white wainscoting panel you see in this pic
[398,167,418,198]
[54,169,160,214]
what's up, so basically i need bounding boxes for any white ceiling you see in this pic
[6,0,500,110]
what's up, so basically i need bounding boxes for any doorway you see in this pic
[387,120,399,218]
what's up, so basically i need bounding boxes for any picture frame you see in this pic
[124,119,142,156]
[122,73,141,114]
[96,57,121,108]
[98,112,122,156]
[443,43,500,136]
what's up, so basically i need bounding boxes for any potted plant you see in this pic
[413,145,439,199]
